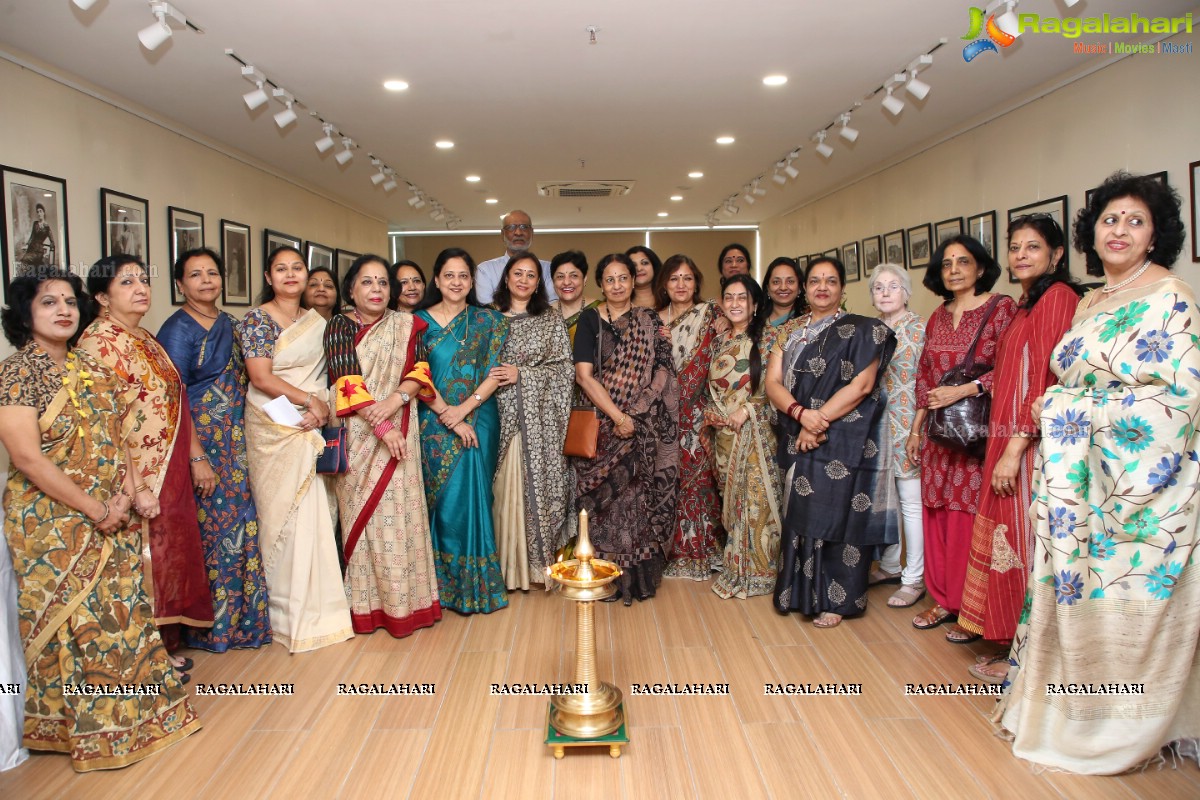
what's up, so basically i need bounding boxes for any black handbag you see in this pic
[926,295,1003,459]
[316,425,349,474]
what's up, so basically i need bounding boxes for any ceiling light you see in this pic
[772,171,787,185]
[723,201,739,216]
[784,162,800,179]
[906,75,931,101]
[715,136,735,145]
[995,2,1021,37]
[382,177,398,192]
[837,113,859,142]
[138,2,186,51]
[315,123,335,153]
[1063,0,1080,5]
[407,194,425,208]
[742,185,755,205]
[465,175,481,183]
[243,84,268,110]
[370,160,386,185]
[882,87,905,116]
[334,138,354,165]
[383,80,409,91]
[688,171,704,179]
[435,140,454,149]
[814,131,834,159]
[752,181,767,196]
[272,89,297,128]
[657,212,669,217]
[762,75,787,87]
[72,0,100,9]
[485,198,499,204]
[670,195,683,201]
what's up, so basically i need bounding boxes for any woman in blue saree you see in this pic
[415,248,510,614]
[158,248,271,650]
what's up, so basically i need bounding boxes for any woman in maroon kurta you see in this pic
[906,236,1015,635]
[957,217,1082,675]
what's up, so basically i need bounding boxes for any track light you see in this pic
[784,161,800,179]
[369,158,386,185]
[905,54,933,100]
[315,123,335,153]
[772,171,787,185]
[72,0,100,10]
[272,89,296,128]
[408,195,425,209]
[882,87,905,116]
[382,176,398,192]
[995,2,1021,38]
[138,2,185,51]
[241,66,268,110]
[334,138,354,165]
[837,113,859,142]
[1063,0,1080,6]
[752,181,767,196]
[814,131,833,159]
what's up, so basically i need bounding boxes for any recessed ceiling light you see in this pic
[435,140,454,149]
[715,136,735,145]
[762,75,788,86]
[383,80,409,91]
[688,171,704,179]
[465,175,481,182]
[670,195,683,201]
[657,212,669,217]
[485,198,499,204]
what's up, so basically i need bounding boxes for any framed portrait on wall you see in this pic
[335,248,360,281]
[967,211,996,261]
[1085,171,1165,211]
[1191,161,1200,262]
[841,241,860,282]
[935,216,963,245]
[264,228,301,264]
[100,188,148,263]
[883,229,906,269]
[822,248,838,262]
[906,223,932,270]
[167,206,204,305]
[861,235,882,272]
[2,165,69,296]
[307,240,334,272]
[221,219,252,306]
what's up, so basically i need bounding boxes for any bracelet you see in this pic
[303,392,314,409]
[95,501,110,524]
[786,402,800,420]
[134,482,148,493]
[1014,431,1035,439]
[189,455,207,464]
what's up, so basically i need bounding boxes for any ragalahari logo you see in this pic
[962,6,1016,61]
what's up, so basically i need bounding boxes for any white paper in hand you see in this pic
[263,395,305,427]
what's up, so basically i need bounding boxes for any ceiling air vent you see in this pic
[536,180,634,198]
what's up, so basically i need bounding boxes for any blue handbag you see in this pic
[316,425,349,474]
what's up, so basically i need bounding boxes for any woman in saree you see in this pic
[956,217,1081,681]
[325,254,441,637]
[657,254,723,579]
[766,257,897,628]
[157,247,271,652]
[302,266,340,321]
[0,271,199,771]
[490,251,573,589]
[996,172,1200,774]
[80,255,213,670]
[573,253,679,605]
[241,245,352,652]
[707,274,782,598]
[390,260,426,312]
[626,245,661,309]
[415,248,510,614]
[550,250,596,345]
[763,256,805,327]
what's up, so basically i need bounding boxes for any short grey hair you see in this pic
[868,263,911,306]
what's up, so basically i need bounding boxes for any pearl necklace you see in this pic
[1102,258,1152,294]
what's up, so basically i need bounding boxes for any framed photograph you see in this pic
[808,253,823,267]
[307,240,334,272]
[167,206,204,305]
[861,235,882,272]
[2,165,69,296]
[794,254,809,272]
[841,241,860,283]
[1008,195,1069,246]
[967,211,997,261]
[264,228,301,265]
[1085,171,1165,210]
[335,248,360,281]
[883,229,906,269]
[935,216,963,245]
[906,223,932,270]
[1191,161,1200,262]
[100,188,149,264]
[822,248,839,262]
[221,219,252,306]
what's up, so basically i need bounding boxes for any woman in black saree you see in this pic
[765,257,897,628]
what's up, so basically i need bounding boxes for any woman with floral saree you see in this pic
[325,255,441,636]
[0,271,199,771]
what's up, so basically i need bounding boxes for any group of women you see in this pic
[0,170,1196,776]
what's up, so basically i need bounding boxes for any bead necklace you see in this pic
[1101,258,1152,294]
[185,302,220,320]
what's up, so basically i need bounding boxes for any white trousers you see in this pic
[878,477,924,586]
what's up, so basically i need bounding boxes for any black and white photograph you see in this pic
[883,229,906,269]
[101,187,148,263]
[841,241,860,282]
[1008,196,1069,249]
[906,223,932,270]
[221,218,252,306]
[1086,171,1165,210]
[335,248,360,282]
[822,247,838,262]
[307,240,334,272]
[968,210,996,261]
[935,216,963,245]
[861,235,882,271]
[264,228,301,264]
[2,165,69,295]
[1191,160,1200,262]
[168,206,204,305]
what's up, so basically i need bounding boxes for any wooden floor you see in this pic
[2,578,1198,800]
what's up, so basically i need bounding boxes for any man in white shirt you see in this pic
[474,210,556,304]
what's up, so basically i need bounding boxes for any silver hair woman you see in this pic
[866,264,927,608]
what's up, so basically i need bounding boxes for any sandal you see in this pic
[944,624,982,644]
[968,654,1010,685]
[170,656,194,671]
[812,612,843,629]
[868,567,901,586]
[887,584,926,608]
[912,605,955,630]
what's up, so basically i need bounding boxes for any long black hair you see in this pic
[259,245,307,304]
[1074,170,1186,275]
[492,250,551,315]
[720,273,767,394]
[86,254,147,317]
[1007,215,1083,309]
[418,247,482,309]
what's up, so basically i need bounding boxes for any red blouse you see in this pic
[915,295,1017,512]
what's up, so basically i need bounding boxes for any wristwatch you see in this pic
[473,392,483,404]
[399,391,411,405]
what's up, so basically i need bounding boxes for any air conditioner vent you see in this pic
[536,180,634,198]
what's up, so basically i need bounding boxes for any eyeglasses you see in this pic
[503,224,532,233]
[872,283,903,294]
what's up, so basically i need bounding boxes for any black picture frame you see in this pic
[883,229,906,269]
[967,211,997,262]
[1008,195,1070,282]
[1191,161,1200,262]
[306,240,334,272]
[1,165,69,298]
[335,248,360,283]
[841,241,860,283]
[861,235,882,272]
[221,219,252,306]
[935,216,964,245]
[167,206,204,306]
[264,228,302,266]
[100,187,149,266]
[906,223,932,270]
[1085,171,1165,211]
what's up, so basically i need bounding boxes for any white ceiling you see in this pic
[1,0,1195,230]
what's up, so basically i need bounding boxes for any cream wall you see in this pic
[0,53,388,350]
[760,43,1200,321]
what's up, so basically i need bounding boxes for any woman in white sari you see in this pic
[241,246,352,652]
